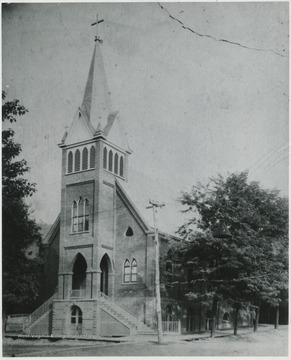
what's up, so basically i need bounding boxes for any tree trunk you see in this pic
[253,304,260,332]
[274,306,279,329]
[210,296,218,338]
[233,306,239,335]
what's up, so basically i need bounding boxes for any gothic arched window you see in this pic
[78,197,84,232]
[103,147,107,169]
[123,259,130,283]
[125,226,134,237]
[90,146,95,169]
[72,198,89,233]
[75,149,80,172]
[82,147,88,170]
[68,151,73,173]
[114,153,119,174]
[119,156,124,177]
[108,150,113,172]
[72,201,78,232]
[131,259,137,282]
[84,199,89,231]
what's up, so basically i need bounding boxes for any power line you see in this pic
[157,3,288,59]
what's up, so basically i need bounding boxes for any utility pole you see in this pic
[146,200,165,344]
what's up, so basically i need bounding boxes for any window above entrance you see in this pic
[71,197,89,233]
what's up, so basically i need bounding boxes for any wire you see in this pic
[157,3,288,59]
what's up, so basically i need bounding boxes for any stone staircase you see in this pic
[98,292,153,335]
[23,294,55,334]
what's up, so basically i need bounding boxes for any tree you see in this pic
[162,172,288,336]
[2,91,43,316]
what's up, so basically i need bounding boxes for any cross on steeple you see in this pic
[91,14,104,43]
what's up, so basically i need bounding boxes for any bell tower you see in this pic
[53,17,132,336]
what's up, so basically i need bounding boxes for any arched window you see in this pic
[82,147,88,170]
[124,259,130,283]
[72,201,78,232]
[103,147,107,169]
[75,149,80,172]
[78,197,84,232]
[119,156,124,177]
[114,153,119,175]
[68,151,73,173]
[108,150,113,172]
[84,199,89,231]
[131,259,137,282]
[125,226,134,237]
[71,198,89,233]
[90,146,95,169]
[71,306,82,324]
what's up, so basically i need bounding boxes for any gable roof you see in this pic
[115,179,181,241]
[43,214,60,246]
[104,111,131,153]
[61,108,95,146]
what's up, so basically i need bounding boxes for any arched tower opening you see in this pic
[100,254,112,296]
[72,254,87,298]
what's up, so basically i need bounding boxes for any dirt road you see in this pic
[3,325,288,357]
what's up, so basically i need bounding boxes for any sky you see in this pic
[2,2,289,235]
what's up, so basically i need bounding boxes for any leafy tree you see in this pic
[2,91,43,317]
[162,172,288,336]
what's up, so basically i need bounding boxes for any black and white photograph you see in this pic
[2,2,288,357]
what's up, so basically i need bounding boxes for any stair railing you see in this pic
[25,293,56,327]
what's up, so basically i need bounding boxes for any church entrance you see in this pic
[72,254,87,298]
[100,254,111,296]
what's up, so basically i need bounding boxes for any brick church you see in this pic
[21,25,252,338]
[24,26,184,337]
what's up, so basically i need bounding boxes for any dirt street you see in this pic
[3,325,288,357]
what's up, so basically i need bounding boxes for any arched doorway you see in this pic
[100,254,111,296]
[72,254,87,298]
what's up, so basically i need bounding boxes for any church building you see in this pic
[21,22,252,338]
[26,23,185,337]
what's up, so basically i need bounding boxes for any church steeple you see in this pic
[60,16,132,156]
[81,18,111,131]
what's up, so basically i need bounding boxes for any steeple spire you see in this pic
[81,16,111,130]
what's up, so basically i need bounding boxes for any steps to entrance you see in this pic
[23,294,55,334]
[97,292,153,335]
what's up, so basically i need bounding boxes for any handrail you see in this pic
[26,293,56,326]
[97,291,137,319]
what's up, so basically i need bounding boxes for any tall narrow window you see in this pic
[72,201,78,232]
[131,259,137,282]
[109,150,113,172]
[124,259,130,283]
[119,156,124,177]
[114,153,119,174]
[84,199,89,231]
[90,146,95,169]
[72,198,89,233]
[82,147,88,170]
[103,147,107,169]
[68,151,73,173]
[75,149,80,172]
[78,197,84,232]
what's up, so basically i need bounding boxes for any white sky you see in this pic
[2,2,289,234]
